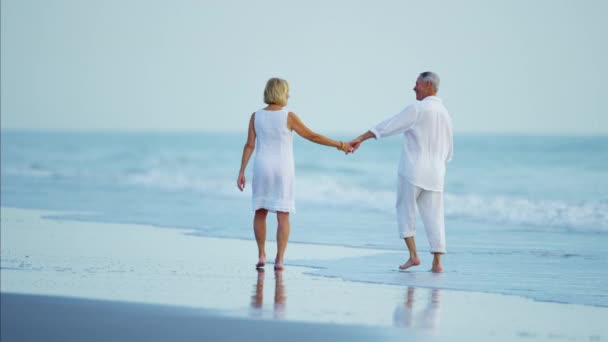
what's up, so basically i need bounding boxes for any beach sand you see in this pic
[1,207,606,341]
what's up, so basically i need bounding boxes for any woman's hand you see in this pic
[340,142,355,154]
[349,138,362,152]
[237,172,246,191]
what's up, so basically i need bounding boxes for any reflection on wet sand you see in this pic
[393,287,441,335]
[251,269,265,310]
[250,269,286,320]
[273,270,286,319]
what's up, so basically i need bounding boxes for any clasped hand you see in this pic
[340,138,363,155]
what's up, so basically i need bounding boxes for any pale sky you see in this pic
[1,0,607,134]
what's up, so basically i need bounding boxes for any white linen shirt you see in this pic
[370,96,453,192]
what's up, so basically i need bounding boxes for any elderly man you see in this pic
[350,71,453,273]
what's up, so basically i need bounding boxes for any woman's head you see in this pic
[264,78,289,106]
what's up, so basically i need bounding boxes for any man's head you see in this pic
[413,71,440,100]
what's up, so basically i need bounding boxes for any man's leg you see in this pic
[400,236,421,270]
[397,177,421,270]
[254,209,268,267]
[418,190,446,273]
[431,253,443,273]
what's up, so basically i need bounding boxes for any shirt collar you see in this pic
[422,95,441,102]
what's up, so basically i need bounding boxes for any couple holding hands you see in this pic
[238,72,453,273]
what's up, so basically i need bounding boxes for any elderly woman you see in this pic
[237,78,353,270]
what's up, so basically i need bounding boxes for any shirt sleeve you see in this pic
[446,114,454,162]
[369,104,418,139]
[446,131,454,162]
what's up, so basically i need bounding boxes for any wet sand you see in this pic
[1,293,408,342]
[1,207,606,341]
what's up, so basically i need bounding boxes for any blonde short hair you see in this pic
[264,78,289,106]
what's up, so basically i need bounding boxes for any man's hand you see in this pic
[349,138,363,152]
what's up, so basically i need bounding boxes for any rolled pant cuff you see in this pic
[399,232,416,239]
[429,249,446,254]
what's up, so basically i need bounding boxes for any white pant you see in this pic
[396,177,446,254]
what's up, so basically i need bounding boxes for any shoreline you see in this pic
[1,207,607,340]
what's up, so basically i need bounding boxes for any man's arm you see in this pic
[349,105,418,151]
[349,131,376,151]
[371,105,418,138]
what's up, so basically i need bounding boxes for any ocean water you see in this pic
[1,131,607,306]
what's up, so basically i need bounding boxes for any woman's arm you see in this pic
[287,112,353,152]
[237,113,256,191]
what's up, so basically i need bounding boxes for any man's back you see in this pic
[400,96,453,191]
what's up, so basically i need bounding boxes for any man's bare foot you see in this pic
[399,257,420,270]
[256,254,266,268]
[431,264,443,273]
[274,259,284,270]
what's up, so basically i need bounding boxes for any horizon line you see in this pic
[1,127,607,137]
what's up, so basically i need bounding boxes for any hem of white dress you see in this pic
[253,200,295,214]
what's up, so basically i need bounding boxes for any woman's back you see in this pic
[252,109,295,213]
[254,109,293,155]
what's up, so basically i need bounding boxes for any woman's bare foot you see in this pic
[399,257,420,270]
[256,254,266,268]
[274,259,284,270]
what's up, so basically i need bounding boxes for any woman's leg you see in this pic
[254,209,268,267]
[275,211,290,270]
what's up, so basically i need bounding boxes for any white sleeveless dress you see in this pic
[252,109,295,213]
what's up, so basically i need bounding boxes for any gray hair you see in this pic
[419,71,440,92]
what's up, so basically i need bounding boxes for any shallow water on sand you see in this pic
[2,131,607,307]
